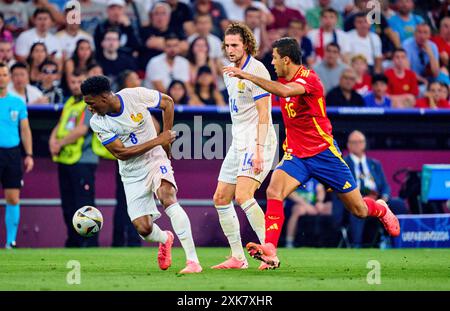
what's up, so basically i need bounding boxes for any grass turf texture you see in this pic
[0,247,449,291]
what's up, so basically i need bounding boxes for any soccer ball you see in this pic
[72,206,103,237]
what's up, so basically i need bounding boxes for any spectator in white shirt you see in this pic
[8,62,48,105]
[222,0,274,25]
[144,34,190,94]
[346,12,383,74]
[15,8,62,67]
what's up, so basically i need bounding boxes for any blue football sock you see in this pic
[5,204,20,245]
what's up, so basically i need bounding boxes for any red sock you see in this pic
[363,197,387,218]
[265,199,285,247]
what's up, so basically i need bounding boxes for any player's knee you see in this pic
[159,188,177,208]
[213,190,231,206]
[134,219,153,237]
[266,185,283,201]
[234,191,252,206]
[6,197,20,205]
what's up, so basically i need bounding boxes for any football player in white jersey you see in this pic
[211,23,278,270]
[81,76,202,274]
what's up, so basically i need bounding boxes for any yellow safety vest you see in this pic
[92,134,116,160]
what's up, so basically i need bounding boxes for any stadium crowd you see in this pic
[0,0,448,108]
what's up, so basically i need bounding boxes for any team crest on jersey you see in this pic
[10,110,19,122]
[237,80,245,93]
[130,113,143,123]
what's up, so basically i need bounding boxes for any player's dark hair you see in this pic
[10,62,28,74]
[272,37,302,65]
[372,74,388,84]
[320,8,338,18]
[81,75,112,96]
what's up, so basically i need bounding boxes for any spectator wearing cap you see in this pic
[313,42,348,93]
[93,0,141,57]
[346,12,383,74]
[308,8,351,63]
[363,74,391,108]
[144,34,190,94]
[36,59,64,104]
[15,8,63,67]
[8,62,48,105]
[96,28,137,90]
[56,6,95,60]
[384,48,418,108]
[166,0,195,37]
[194,65,225,106]
[0,0,30,36]
[402,23,440,83]
[191,0,229,38]
[326,68,365,107]
[269,0,305,34]
[77,0,107,35]
[138,2,187,71]
[388,0,424,42]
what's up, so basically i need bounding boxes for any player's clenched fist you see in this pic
[158,130,177,146]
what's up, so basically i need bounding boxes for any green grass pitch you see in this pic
[1,247,449,291]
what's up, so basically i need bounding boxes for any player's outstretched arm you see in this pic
[103,130,176,161]
[223,67,306,98]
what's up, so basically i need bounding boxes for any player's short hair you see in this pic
[81,75,112,96]
[272,37,302,65]
[223,23,258,57]
[320,8,338,18]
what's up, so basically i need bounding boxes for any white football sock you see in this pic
[165,202,199,263]
[216,202,245,261]
[141,223,168,244]
[241,198,266,244]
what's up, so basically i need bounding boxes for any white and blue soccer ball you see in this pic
[72,206,103,237]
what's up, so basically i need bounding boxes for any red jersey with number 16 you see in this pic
[279,66,334,158]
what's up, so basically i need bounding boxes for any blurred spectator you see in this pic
[244,6,267,57]
[431,17,450,68]
[415,81,450,109]
[96,28,137,90]
[306,0,343,30]
[56,7,95,60]
[0,40,15,67]
[326,68,365,107]
[194,65,225,106]
[94,0,141,56]
[0,0,29,36]
[402,23,440,82]
[166,0,195,37]
[8,62,48,105]
[343,0,370,31]
[49,70,99,248]
[384,48,418,108]
[261,27,282,80]
[388,0,424,42]
[222,0,274,25]
[334,130,407,247]
[167,79,190,105]
[144,34,190,93]
[26,0,65,29]
[313,42,348,93]
[267,0,315,15]
[285,179,332,248]
[351,55,372,96]
[363,74,392,108]
[188,14,223,61]
[15,8,62,66]
[64,39,96,85]
[124,0,149,30]
[347,12,383,74]
[0,62,34,249]
[77,0,107,35]
[413,0,443,32]
[138,2,187,71]
[186,36,218,85]
[308,8,351,63]
[191,0,229,38]
[286,19,314,67]
[86,62,104,77]
[330,0,354,15]
[269,0,305,33]
[36,59,63,103]
[26,42,48,86]
[0,12,14,43]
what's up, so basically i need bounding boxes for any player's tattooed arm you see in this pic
[223,67,306,98]
[103,130,176,161]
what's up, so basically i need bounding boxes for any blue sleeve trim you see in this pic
[253,93,270,101]
[155,92,162,108]
[102,135,118,146]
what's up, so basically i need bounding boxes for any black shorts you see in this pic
[0,147,23,189]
